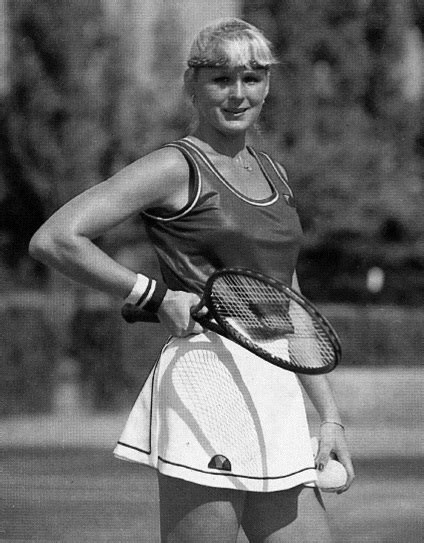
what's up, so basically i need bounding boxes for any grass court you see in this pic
[2,447,423,542]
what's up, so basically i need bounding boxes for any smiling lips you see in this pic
[223,108,249,115]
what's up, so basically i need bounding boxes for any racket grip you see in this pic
[121,303,159,323]
[190,307,228,338]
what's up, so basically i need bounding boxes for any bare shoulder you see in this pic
[133,145,189,178]
[263,153,289,181]
[102,144,190,212]
[121,145,189,191]
[263,154,291,185]
[275,160,289,180]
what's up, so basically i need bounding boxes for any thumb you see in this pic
[190,296,208,318]
[316,443,332,472]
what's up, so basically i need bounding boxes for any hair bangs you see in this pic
[187,18,277,70]
[219,35,276,69]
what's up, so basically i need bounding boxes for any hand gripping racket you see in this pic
[121,268,341,375]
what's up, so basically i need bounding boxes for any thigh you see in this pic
[158,473,245,543]
[242,485,332,543]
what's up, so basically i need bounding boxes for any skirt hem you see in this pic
[113,442,318,492]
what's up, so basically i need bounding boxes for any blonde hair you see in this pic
[186,18,277,70]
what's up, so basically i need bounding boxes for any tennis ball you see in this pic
[311,437,348,491]
[317,458,348,490]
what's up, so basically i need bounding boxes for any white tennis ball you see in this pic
[311,437,348,491]
[317,458,348,490]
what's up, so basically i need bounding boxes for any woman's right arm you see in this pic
[29,147,205,336]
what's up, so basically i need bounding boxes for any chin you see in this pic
[217,121,254,137]
[220,127,248,137]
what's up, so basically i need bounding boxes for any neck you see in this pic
[191,126,247,158]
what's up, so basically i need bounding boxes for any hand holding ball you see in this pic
[311,437,348,492]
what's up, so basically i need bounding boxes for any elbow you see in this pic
[29,229,56,264]
[29,227,78,267]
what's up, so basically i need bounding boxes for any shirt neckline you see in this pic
[182,137,279,207]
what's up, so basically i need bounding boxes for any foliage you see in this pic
[0,0,188,286]
[6,0,113,205]
[1,0,120,286]
[245,0,424,303]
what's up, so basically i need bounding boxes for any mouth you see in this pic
[223,107,249,116]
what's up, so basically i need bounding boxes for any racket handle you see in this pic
[190,307,229,338]
[122,301,228,340]
[121,303,159,323]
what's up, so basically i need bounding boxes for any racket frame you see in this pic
[121,267,342,375]
[194,268,341,375]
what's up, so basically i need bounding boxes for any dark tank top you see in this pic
[142,137,303,295]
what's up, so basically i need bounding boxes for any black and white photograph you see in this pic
[1,1,423,541]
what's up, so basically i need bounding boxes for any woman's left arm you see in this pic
[297,373,355,492]
[292,272,355,493]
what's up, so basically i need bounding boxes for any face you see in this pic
[191,65,270,138]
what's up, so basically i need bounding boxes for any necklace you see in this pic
[185,136,255,172]
[235,153,254,172]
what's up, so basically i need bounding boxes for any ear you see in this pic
[184,69,195,98]
[263,71,270,100]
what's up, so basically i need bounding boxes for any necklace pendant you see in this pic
[235,153,253,172]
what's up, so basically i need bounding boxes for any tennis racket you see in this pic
[121,268,341,375]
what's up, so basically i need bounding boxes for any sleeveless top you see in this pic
[142,137,303,295]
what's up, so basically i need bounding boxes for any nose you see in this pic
[228,79,244,100]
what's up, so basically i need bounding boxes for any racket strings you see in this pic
[287,303,335,369]
[210,274,336,371]
[213,276,294,334]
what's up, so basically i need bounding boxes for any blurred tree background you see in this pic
[245,0,424,304]
[0,0,423,305]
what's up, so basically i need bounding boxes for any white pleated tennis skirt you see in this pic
[114,332,317,492]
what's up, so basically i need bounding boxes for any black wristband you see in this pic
[143,281,168,313]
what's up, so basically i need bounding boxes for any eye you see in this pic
[213,76,230,84]
[243,74,262,84]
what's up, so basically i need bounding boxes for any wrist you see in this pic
[143,280,168,313]
[320,420,345,431]
[124,273,168,313]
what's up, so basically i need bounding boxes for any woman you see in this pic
[30,18,354,543]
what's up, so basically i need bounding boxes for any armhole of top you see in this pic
[255,151,294,198]
[142,142,202,222]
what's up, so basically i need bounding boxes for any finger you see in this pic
[190,320,206,335]
[336,476,354,494]
[190,299,209,322]
[316,443,332,471]
[338,464,355,493]
[190,295,205,315]
[178,314,206,337]
[334,453,355,493]
[197,305,209,317]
